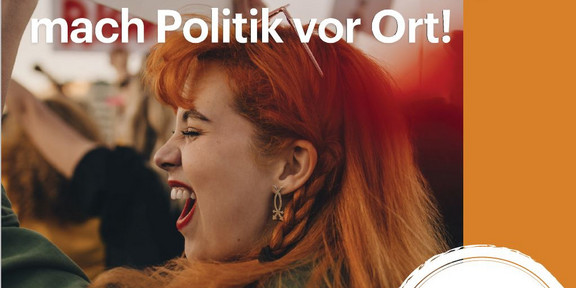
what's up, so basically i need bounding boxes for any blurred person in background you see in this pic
[2,97,106,279]
[108,49,175,175]
[5,81,183,271]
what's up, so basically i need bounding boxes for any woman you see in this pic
[92,21,447,287]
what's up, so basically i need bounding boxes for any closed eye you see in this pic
[181,127,203,138]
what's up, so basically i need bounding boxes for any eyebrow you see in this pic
[182,109,211,123]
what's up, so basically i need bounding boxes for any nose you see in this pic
[154,137,181,171]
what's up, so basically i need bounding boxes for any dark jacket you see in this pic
[2,186,89,288]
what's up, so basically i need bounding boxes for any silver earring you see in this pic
[272,185,284,221]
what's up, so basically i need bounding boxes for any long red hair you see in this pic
[93,24,446,288]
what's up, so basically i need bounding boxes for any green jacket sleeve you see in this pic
[2,186,90,288]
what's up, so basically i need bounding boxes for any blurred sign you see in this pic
[52,0,157,51]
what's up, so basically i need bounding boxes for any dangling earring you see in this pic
[272,185,284,221]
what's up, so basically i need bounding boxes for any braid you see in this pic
[259,174,327,262]
[258,137,344,262]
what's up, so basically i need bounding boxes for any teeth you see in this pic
[170,187,196,200]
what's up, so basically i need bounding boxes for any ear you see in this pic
[275,140,318,195]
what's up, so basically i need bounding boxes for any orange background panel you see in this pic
[465,0,576,287]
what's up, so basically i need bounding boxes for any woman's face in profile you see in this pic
[154,64,277,261]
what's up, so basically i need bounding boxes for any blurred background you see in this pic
[5,0,463,276]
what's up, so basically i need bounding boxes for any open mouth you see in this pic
[176,198,196,231]
[168,181,197,230]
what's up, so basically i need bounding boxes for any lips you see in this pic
[176,198,196,230]
[168,180,197,231]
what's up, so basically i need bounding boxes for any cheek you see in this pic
[181,136,274,256]
[181,136,272,218]
[182,137,255,191]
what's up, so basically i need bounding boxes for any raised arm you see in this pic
[2,2,92,286]
[6,81,99,178]
[1,0,38,109]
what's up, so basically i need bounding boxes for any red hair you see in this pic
[93,24,446,288]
